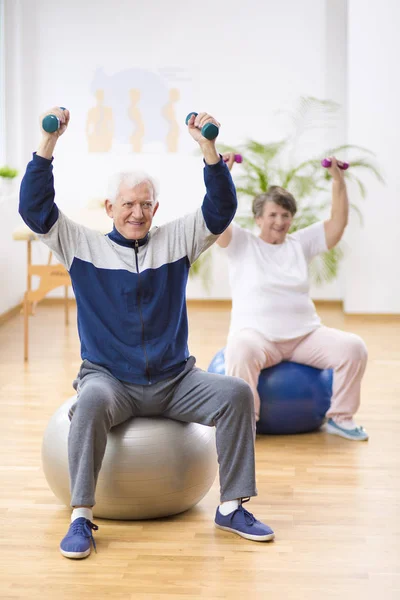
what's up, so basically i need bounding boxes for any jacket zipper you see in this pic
[134,240,151,384]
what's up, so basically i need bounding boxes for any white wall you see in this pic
[3,0,391,313]
[0,0,5,164]
[1,0,36,314]
[0,191,26,315]
[345,0,400,313]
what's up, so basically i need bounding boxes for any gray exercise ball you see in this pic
[42,396,218,520]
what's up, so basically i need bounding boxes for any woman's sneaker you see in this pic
[325,418,369,441]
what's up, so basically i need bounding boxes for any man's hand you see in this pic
[40,107,70,139]
[187,112,220,145]
[37,107,70,159]
[187,112,220,165]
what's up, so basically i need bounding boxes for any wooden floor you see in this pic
[0,301,399,599]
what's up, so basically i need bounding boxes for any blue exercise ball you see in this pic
[208,348,332,435]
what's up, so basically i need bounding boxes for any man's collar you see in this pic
[107,226,149,248]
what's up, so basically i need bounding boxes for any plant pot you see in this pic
[0,178,16,199]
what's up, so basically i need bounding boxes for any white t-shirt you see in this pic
[225,221,328,341]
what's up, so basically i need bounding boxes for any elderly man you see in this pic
[19,108,274,560]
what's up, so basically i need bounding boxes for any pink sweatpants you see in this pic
[224,326,368,424]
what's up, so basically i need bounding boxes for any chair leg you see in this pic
[64,286,69,326]
[23,293,29,362]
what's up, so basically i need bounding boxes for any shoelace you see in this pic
[70,518,99,553]
[338,423,365,434]
[330,420,365,434]
[230,499,257,526]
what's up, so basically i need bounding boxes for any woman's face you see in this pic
[256,201,294,245]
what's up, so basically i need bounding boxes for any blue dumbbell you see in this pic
[42,107,67,133]
[185,112,219,140]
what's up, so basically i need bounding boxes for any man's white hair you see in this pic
[106,171,159,204]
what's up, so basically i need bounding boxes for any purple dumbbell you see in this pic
[321,158,349,170]
[223,154,243,164]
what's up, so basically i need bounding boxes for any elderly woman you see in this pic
[217,155,368,441]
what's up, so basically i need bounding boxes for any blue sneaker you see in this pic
[215,503,274,542]
[60,517,98,559]
[325,418,369,441]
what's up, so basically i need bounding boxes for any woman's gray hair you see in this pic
[252,186,297,218]
[106,171,159,204]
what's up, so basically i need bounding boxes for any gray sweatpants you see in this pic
[68,357,257,507]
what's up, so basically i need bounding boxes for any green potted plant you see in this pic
[191,97,383,287]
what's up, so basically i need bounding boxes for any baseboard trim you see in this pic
[37,298,76,306]
[314,300,343,309]
[187,299,231,308]
[1,297,398,326]
[186,299,345,309]
[0,303,22,326]
[0,297,76,327]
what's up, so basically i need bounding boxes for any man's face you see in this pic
[105,181,159,240]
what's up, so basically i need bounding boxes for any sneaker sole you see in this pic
[60,547,91,559]
[325,424,369,441]
[215,523,275,542]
